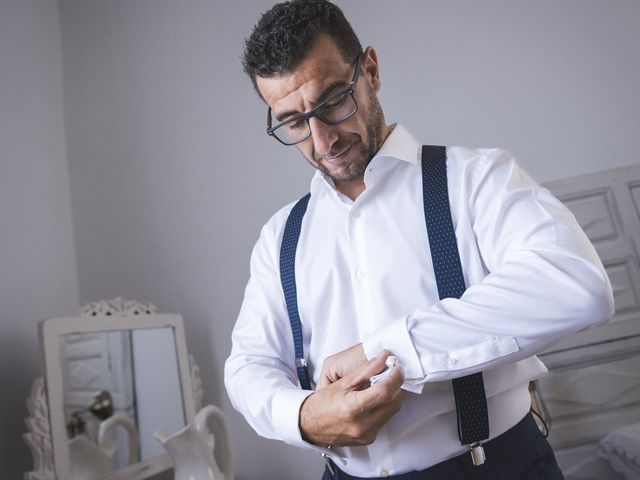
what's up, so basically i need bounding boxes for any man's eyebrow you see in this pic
[274,80,349,122]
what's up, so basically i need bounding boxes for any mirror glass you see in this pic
[41,312,195,480]
[59,328,185,474]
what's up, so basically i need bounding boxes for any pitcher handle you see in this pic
[195,405,234,480]
[98,414,140,466]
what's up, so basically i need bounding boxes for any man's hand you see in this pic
[299,351,405,446]
[317,343,368,390]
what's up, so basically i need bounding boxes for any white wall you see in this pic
[59,1,320,477]
[347,0,640,183]
[0,1,79,477]
[36,1,640,479]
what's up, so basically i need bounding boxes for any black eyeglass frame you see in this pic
[266,54,362,146]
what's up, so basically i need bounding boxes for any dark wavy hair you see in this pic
[243,0,363,94]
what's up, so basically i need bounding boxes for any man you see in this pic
[225,1,614,479]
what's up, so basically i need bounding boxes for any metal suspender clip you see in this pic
[469,442,486,466]
[322,445,336,478]
[295,358,308,368]
[322,453,335,477]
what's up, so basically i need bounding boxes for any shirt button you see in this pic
[353,210,362,218]
[380,468,389,477]
[355,269,366,279]
[447,357,458,367]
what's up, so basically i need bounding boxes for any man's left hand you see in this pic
[317,343,368,390]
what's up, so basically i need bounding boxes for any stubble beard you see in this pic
[310,87,385,183]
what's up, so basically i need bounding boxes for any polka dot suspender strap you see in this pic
[279,192,312,390]
[422,145,489,465]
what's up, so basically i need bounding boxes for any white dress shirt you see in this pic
[225,124,614,477]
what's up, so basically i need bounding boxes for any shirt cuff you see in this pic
[362,315,425,393]
[270,387,314,446]
[270,387,341,463]
[421,336,520,381]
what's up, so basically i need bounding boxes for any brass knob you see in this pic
[88,390,114,420]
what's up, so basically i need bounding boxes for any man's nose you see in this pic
[308,117,338,157]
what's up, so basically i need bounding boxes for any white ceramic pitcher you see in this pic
[155,405,234,480]
[68,414,139,480]
[68,434,113,480]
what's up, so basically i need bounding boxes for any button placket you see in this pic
[351,207,368,281]
[367,428,395,479]
[348,205,374,334]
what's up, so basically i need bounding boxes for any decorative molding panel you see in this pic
[630,183,640,223]
[562,189,620,244]
[555,444,625,480]
[606,258,640,315]
[541,164,640,477]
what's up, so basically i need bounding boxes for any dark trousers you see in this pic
[322,412,564,480]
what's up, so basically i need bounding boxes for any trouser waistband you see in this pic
[326,411,543,480]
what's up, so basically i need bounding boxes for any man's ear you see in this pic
[362,46,381,92]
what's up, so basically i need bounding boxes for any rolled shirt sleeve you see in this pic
[362,150,614,386]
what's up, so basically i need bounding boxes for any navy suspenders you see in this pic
[279,146,489,460]
[279,192,313,390]
[421,146,489,463]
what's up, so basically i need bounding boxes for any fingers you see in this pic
[343,350,390,389]
[316,362,332,390]
[381,362,405,390]
[317,356,340,391]
[355,363,405,408]
[316,343,368,390]
[316,374,330,390]
[303,351,407,447]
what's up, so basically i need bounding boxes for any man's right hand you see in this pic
[299,350,405,447]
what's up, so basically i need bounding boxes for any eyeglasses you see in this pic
[266,55,362,146]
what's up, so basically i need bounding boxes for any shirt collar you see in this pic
[310,123,421,196]
[370,123,420,166]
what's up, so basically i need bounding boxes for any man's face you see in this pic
[256,35,387,187]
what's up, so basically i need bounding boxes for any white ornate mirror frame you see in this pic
[24,298,204,480]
